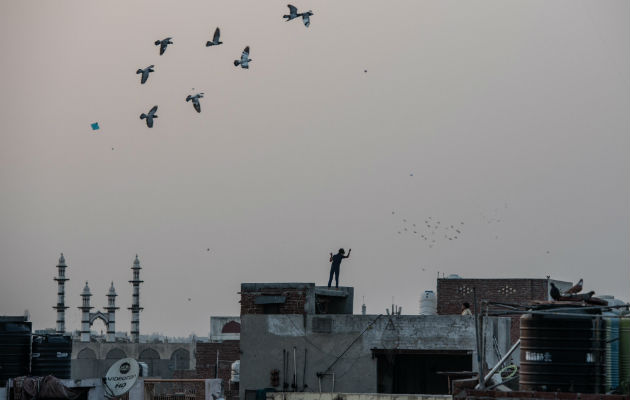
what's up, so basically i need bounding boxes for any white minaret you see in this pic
[53,253,69,334]
[104,282,118,342]
[128,255,144,343]
[79,281,93,342]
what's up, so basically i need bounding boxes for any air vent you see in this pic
[312,317,332,333]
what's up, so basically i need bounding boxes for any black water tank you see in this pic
[520,313,605,393]
[0,317,32,387]
[31,334,72,379]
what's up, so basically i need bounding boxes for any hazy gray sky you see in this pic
[1,0,628,336]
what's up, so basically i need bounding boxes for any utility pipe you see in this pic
[477,339,520,389]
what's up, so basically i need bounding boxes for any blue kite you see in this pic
[91,122,100,131]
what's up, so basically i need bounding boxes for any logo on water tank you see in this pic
[119,362,131,374]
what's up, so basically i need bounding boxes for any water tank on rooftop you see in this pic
[604,318,620,392]
[231,360,240,383]
[520,313,605,393]
[620,318,630,392]
[0,317,31,387]
[31,334,71,379]
[419,290,436,315]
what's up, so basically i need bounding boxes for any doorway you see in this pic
[375,350,472,394]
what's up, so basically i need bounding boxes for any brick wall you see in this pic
[194,341,241,400]
[240,287,308,315]
[436,278,549,344]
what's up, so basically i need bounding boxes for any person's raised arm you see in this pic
[344,248,351,258]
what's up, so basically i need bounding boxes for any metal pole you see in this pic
[283,349,288,391]
[302,348,307,390]
[478,339,520,388]
[332,373,335,393]
[481,302,488,384]
[473,288,483,387]
[216,349,219,379]
[293,346,297,391]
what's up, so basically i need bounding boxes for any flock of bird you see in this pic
[135,4,313,128]
[392,212,466,249]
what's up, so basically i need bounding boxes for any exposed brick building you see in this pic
[172,318,241,400]
[436,277,572,343]
[240,283,354,315]
[196,340,240,400]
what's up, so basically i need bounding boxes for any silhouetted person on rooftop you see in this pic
[328,248,351,288]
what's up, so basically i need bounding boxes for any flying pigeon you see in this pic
[136,65,155,84]
[154,37,173,55]
[206,28,223,47]
[283,4,313,27]
[140,105,158,128]
[283,4,300,21]
[301,10,313,27]
[549,282,561,301]
[234,46,251,69]
[186,93,204,113]
[565,278,583,294]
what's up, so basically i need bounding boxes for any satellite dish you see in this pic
[104,358,140,398]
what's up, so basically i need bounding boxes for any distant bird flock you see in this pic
[393,214,466,249]
[135,4,313,128]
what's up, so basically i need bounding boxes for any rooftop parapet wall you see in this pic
[240,283,316,315]
[269,393,452,400]
[240,283,355,315]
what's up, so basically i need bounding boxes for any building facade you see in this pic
[71,341,195,379]
[239,283,511,397]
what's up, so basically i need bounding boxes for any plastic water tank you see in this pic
[520,313,605,393]
[231,360,240,383]
[620,318,630,392]
[31,334,72,379]
[419,290,436,315]
[138,362,149,377]
[0,317,31,387]
[605,318,620,392]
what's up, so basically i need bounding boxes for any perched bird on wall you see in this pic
[186,93,204,113]
[140,105,158,128]
[549,282,561,301]
[136,65,155,84]
[234,46,251,69]
[206,28,223,47]
[155,37,173,55]
[565,278,583,294]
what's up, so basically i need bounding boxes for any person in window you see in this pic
[327,248,351,288]
[461,302,472,315]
